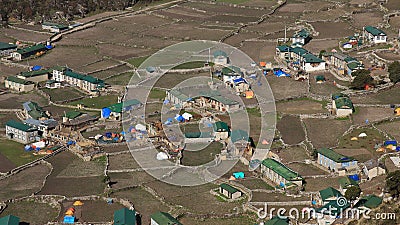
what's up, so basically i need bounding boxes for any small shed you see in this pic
[114,208,136,225]
[213,121,229,140]
[0,215,20,225]
[315,75,325,83]
[63,216,75,224]
[219,183,242,199]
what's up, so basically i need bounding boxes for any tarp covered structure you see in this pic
[273,69,290,77]
[63,216,75,224]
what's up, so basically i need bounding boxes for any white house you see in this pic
[219,183,242,199]
[332,96,354,117]
[363,26,387,44]
[5,120,38,144]
[292,28,311,46]
[213,50,228,65]
[317,148,358,172]
[362,159,385,180]
[0,42,17,56]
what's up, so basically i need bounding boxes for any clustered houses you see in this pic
[51,67,105,93]
[101,99,142,120]
[166,89,240,112]
[363,26,387,44]
[316,148,358,173]
[0,42,17,56]
[5,120,38,144]
[276,45,326,72]
[260,158,303,188]
[323,52,364,77]
[331,93,355,117]
[11,43,49,61]
[23,101,50,120]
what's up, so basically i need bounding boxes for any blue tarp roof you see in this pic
[63,216,75,224]
[349,174,360,181]
[31,65,42,71]
[102,107,112,119]
[233,77,247,84]
[384,140,397,146]
[45,45,53,49]
[233,172,245,179]
[273,69,290,77]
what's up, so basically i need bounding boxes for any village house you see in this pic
[314,200,350,225]
[213,121,229,140]
[113,208,136,225]
[5,76,35,92]
[45,80,62,89]
[363,26,387,44]
[150,211,182,225]
[338,176,359,195]
[292,28,311,46]
[5,120,38,144]
[213,50,229,65]
[11,43,48,61]
[24,118,57,137]
[260,158,303,187]
[221,65,243,83]
[51,66,105,93]
[354,195,382,214]
[317,148,358,172]
[265,217,290,225]
[0,42,17,56]
[23,101,50,120]
[318,187,343,205]
[0,215,20,225]
[219,183,242,199]
[362,159,385,180]
[42,22,69,33]
[276,45,326,72]
[62,111,98,129]
[231,77,250,93]
[327,53,364,76]
[101,99,142,120]
[331,94,355,117]
[184,131,213,143]
[16,69,51,83]
[230,129,253,156]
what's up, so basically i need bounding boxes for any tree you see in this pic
[386,170,400,197]
[319,50,326,58]
[351,69,374,90]
[345,186,361,202]
[388,61,400,83]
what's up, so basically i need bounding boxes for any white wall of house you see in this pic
[214,56,228,65]
[303,62,326,72]
[11,52,22,61]
[53,70,65,82]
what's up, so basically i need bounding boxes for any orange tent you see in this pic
[259,62,266,67]
[73,201,84,206]
[245,91,254,99]
[67,208,75,212]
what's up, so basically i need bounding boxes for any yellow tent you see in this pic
[65,210,74,215]
[351,137,358,141]
[395,108,400,116]
[73,201,84,206]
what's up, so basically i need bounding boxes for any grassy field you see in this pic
[105,72,133,86]
[0,138,42,166]
[234,177,274,190]
[108,171,156,189]
[0,112,19,128]
[68,94,119,109]
[108,153,141,170]
[148,88,166,100]
[171,61,210,69]
[276,115,305,145]
[42,87,84,103]
[181,141,223,166]
[126,56,150,67]
[180,215,257,225]
[0,200,59,225]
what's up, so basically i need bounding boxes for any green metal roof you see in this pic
[276,45,292,52]
[220,183,240,194]
[334,97,354,111]
[24,101,49,120]
[332,93,349,100]
[213,50,227,58]
[6,120,37,132]
[319,187,342,202]
[65,70,104,85]
[65,111,83,119]
[315,75,325,82]
[293,28,310,39]
[16,44,46,55]
[6,76,33,85]
[230,129,249,143]
[316,199,350,215]
[261,158,303,181]
[105,99,142,113]
[303,53,324,63]
[347,61,363,70]
[0,42,17,51]
[0,215,20,225]
[338,177,359,188]
[265,217,289,225]
[291,47,308,57]
[221,65,242,76]
[184,132,212,138]
[20,69,50,78]
[317,148,355,163]
[213,121,229,132]
[364,26,386,36]
[114,208,136,225]
[354,195,382,209]
[168,89,189,102]
[150,211,182,225]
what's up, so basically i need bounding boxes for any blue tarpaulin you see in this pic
[273,69,290,77]
[63,216,75,224]
[233,172,245,179]
[102,107,111,119]
[45,45,53,49]
[175,115,184,122]
[384,140,397,146]
[348,174,359,181]
[163,99,170,104]
[105,132,112,138]
[397,146,400,151]
[31,65,42,71]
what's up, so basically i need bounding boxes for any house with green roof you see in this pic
[114,208,136,225]
[11,43,47,61]
[319,187,343,205]
[332,97,354,117]
[213,121,229,140]
[261,158,303,187]
[354,195,382,212]
[363,26,387,44]
[50,67,104,93]
[292,28,311,46]
[213,50,228,65]
[42,22,69,33]
[338,176,359,194]
[0,42,17,56]
[5,120,38,144]
[264,216,289,225]
[219,183,242,199]
[276,45,325,72]
[314,199,350,225]
[150,211,182,225]
[5,76,35,92]
[62,111,83,123]
[23,101,49,120]
[101,99,142,120]
[317,148,357,172]
[17,69,51,83]
[0,215,20,225]
[327,53,364,77]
